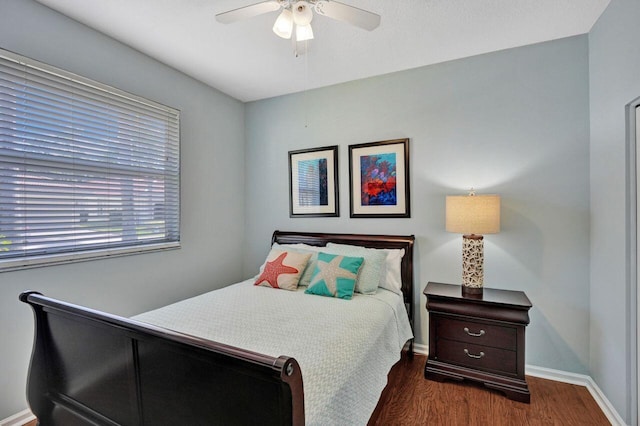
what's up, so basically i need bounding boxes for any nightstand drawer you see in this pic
[435,316,516,349]
[436,339,517,375]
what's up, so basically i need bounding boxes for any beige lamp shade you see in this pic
[446,194,501,235]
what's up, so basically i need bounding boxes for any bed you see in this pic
[20,231,415,425]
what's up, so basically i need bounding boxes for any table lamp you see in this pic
[446,190,500,296]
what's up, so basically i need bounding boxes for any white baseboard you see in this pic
[526,365,627,426]
[413,345,625,425]
[414,342,428,355]
[0,409,35,426]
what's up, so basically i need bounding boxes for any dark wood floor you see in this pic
[370,354,611,425]
[23,354,610,425]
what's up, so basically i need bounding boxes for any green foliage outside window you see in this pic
[0,235,10,252]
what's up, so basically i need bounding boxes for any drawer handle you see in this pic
[463,327,485,337]
[464,349,485,359]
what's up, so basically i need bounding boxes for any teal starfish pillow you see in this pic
[305,252,364,300]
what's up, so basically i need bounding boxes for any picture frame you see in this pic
[349,138,410,218]
[289,145,339,217]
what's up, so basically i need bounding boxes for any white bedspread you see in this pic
[133,279,413,426]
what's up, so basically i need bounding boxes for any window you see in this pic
[297,158,328,206]
[0,50,180,271]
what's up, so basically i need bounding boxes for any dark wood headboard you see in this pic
[272,230,416,341]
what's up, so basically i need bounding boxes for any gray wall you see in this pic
[589,0,640,423]
[0,0,246,418]
[245,36,591,375]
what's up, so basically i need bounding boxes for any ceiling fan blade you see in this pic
[314,1,381,31]
[216,1,281,24]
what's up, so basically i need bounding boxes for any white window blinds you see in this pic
[0,50,180,270]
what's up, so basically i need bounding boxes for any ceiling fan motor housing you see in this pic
[293,1,313,25]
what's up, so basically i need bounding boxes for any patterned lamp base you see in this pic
[462,234,484,296]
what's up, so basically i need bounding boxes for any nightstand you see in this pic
[424,281,532,403]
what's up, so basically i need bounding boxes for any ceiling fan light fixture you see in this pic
[295,23,314,41]
[292,1,313,26]
[272,8,293,39]
[217,0,382,52]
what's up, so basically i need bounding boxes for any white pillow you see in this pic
[266,242,404,293]
[273,242,324,252]
[379,248,405,294]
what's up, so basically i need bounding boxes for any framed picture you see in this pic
[349,138,410,218]
[289,145,339,217]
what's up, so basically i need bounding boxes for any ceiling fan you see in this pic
[215,1,381,43]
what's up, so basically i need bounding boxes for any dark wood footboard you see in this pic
[19,291,304,426]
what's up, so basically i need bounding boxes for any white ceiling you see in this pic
[35,0,610,102]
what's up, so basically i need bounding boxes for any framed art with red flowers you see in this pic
[348,138,410,218]
[289,145,339,217]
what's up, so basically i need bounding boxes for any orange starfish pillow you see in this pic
[254,249,312,291]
